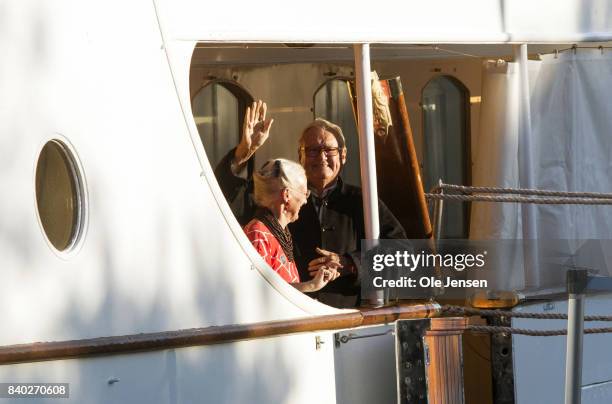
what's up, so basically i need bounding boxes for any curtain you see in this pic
[470,59,540,290]
[472,49,612,290]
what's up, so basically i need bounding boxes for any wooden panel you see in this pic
[374,77,433,239]
[424,317,467,404]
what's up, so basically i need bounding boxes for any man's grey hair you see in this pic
[253,158,306,209]
[298,118,346,151]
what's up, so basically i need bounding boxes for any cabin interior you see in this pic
[188,42,608,239]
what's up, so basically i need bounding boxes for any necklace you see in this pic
[255,208,294,262]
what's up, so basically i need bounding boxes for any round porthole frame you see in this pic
[34,136,88,258]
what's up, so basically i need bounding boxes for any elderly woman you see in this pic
[244,158,339,292]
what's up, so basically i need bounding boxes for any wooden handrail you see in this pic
[0,303,440,365]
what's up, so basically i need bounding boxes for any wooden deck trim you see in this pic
[0,303,440,365]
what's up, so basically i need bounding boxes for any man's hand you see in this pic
[234,100,274,166]
[307,247,346,278]
[309,266,340,291]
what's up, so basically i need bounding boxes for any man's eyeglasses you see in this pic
[301,146,340,158]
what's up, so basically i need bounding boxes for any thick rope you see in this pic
[468,325,612,336]
[425,193,612,205]
[442,305,612,335]
[441,305,612,322]
[430,183,612,199]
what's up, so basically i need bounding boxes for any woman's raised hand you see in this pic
[234,100,274,166]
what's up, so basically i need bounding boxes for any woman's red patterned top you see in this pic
[244,219,300,284]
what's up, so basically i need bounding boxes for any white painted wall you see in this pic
[1,0,347,344]
[157,0,612,43]
[0,332,338,404]
[0,1,344,402]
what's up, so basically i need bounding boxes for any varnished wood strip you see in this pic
[0,303,440,365]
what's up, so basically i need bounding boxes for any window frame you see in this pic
[34,136,88,257]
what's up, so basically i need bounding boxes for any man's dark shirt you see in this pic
[214,149,407,308]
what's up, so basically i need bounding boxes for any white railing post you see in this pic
[564,269,587,404]
[354,43,382,306]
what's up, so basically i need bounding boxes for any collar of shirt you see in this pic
[309,179,339,200]
[309,178,340,219]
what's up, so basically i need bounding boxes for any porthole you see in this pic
[35,139,86,252]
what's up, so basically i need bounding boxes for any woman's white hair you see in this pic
[253,158,307,209]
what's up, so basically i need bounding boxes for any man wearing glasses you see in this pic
[215,101,406,308]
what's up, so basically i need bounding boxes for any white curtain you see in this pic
[470,59,541,290]
[532,50,612,240]
[471,49,612,290]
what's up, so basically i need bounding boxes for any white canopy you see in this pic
[155,0,612,43]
